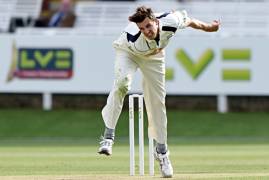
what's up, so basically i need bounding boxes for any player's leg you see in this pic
[99,50,138,155]
[140,59,167,145]
[139,58,173,177]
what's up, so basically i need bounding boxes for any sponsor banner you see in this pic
[8,47,73,80]
[0,35,115,93]
[165,36,269,95]
[0,34,269,95]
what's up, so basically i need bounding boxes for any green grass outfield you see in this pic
[0,109,269,179]
[0,144,269,180]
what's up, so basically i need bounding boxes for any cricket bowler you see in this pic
[98,6,220,178]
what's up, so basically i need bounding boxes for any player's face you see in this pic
[137,17,159,40]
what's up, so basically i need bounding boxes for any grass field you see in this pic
[0,109,269,179]
[0,144,269,180]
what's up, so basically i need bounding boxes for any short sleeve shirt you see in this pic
[113,10,189,56]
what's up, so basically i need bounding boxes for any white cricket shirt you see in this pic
[113,10,189,57]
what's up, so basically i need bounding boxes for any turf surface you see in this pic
[0,144,269,179]
[0,109,269,142]
[0,109,268,179]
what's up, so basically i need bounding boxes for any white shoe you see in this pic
[98,137,114,156]
[154,150,173,178]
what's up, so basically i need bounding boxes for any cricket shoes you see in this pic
[98,136,114,156]
[154,149,173,178]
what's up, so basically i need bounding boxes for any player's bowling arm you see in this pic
[186,18,220,32]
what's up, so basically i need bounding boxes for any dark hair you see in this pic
[128,6,156,23]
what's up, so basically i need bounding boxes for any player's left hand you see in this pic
[209,20,220,32]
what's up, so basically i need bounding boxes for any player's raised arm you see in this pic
[186,18,220,32]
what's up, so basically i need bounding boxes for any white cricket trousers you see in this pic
[102,49,167,144]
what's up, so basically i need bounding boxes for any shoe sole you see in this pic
[162,174,172,178]
[98,149,111,156]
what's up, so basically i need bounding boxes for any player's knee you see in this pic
[115,77,130,96]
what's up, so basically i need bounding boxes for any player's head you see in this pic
[129,6,159,40]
